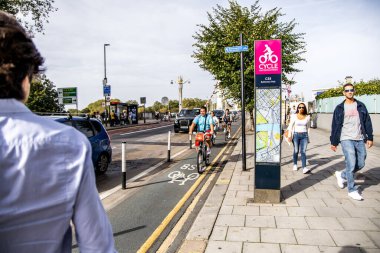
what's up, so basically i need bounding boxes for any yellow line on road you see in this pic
[137,127,241,253]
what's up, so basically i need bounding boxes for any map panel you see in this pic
[255,89,281,163]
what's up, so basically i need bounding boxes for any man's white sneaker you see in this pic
[302,167,310,174]
[293,165,298,171]
[335,171,346,189]
[348,191,363,201]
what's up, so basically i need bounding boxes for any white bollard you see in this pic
[122,142,127,189]
[167,130,171,162]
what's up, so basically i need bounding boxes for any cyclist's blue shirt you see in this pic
[193,114,213,132]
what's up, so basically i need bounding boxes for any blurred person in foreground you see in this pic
[0,11,116,252]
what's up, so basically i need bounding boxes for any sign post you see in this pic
[254,39,282,203]
[225,34,248,171]
[58,87,78,114]
[140,97,146,123]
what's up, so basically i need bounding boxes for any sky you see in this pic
[33,0,380,109]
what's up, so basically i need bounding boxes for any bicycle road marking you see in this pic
[167,163,199,185]
[168,171,199,186]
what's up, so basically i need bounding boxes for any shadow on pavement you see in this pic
[282,156,345,200]
[125,179,172,190]
[113,225,146,237]
[125,140,189,147]
[359,167,380,192]
[338,246,369,253]
[96,157,167,193]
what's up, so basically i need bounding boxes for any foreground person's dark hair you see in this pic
[0,11,44,100]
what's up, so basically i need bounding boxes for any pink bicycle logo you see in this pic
[259,44,278,64]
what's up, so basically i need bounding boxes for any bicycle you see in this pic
[224,123,231,141]
[194,132,211,174]
[259,53,278,64]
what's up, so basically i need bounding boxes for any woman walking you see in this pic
[286,103,311,174]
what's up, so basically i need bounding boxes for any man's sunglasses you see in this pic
[344,89,354,93]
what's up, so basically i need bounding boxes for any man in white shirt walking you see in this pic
[0,11,116,252]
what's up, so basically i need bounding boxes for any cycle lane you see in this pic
[105,124,240,253]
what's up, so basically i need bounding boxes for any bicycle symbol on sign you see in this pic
[259,44,278,64]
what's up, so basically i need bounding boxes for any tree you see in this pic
[87,99,105,114]
[192,0,306,112]
[151,101,163,112]
[0,0,57,34]
[169,99,179,112]
[316,78,380,99]
[26,74,63,112]
[81,108,90,113]
[126,100,138,105]
[182,98,208,109]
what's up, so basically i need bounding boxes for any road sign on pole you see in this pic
[140,97,146,104]
[103,85,111,97]
[224,45,248,53]
[224,38,248,172]
[58,87,77,105]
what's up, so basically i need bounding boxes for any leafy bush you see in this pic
[316,79,380,99]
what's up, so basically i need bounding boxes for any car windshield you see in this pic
[178,109,198,117]
[214,110,224,117]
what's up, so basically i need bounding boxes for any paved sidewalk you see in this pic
[179,128,380,253]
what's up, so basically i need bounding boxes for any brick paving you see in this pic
[178,128,380,253]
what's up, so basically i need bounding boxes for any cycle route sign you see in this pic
[254,39,282,203]
[255,40,282,87]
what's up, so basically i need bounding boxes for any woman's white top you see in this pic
[288,114,310,133]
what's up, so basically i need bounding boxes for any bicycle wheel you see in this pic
[225,129,228,141]
[259,55,267,64]
[270,54,278,63]
[204,145,210,166]
[197,149,203,174]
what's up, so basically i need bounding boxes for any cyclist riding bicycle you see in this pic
[211,111,219,136]
[189,106,214,155]
[222,108,232,139]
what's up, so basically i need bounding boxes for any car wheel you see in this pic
[174,128,179,133]
[96,153,109,175]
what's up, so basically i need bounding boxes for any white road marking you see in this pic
[99,145,192,200]
[119,125,172,136]
[168,171,199,186]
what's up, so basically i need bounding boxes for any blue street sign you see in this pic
[224,45,249,53]
[103,85,111,96]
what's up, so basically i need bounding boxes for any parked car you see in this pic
[47,116,112,174]
[174,108,200,133]
[213,110,224,122]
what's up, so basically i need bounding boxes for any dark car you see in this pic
[48,116,112,174]
[213,110,224,122]
[174,108,200,133]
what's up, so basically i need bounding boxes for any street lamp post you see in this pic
[171,76,190,111]
[103,43,110,124]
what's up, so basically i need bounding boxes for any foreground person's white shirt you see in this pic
[0,99,116,253]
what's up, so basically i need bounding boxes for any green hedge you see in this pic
[316,79,380,99]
